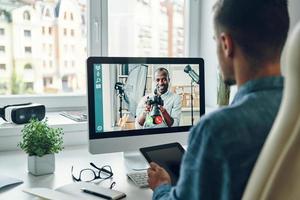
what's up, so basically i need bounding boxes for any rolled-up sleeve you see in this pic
[135,97,146,129]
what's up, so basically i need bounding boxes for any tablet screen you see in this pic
[140,143,185,185]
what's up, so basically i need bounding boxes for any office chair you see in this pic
[242,22,300,200]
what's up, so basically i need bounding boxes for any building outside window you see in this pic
[108,0,186,57]
[0,0,187,99]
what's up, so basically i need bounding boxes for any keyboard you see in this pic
[127,171,149,188]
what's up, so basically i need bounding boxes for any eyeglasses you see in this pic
[71,163,113,182]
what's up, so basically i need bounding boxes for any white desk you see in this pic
[0,145,153,199]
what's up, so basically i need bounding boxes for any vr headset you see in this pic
[0,103,46,124]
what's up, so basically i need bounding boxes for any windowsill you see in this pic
[0,105,218,151]
[0,112,88,151]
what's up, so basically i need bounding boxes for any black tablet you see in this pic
[140,142,185,185]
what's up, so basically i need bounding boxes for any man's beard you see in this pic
[157,85,168,94]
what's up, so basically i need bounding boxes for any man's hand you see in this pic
[147,162,171,190]
[144,103,151,113]
[158,106,174,127]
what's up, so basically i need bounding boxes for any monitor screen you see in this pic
[87,57,205,140]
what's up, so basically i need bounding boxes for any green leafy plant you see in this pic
[18,118,64,157]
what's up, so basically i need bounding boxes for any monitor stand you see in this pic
[123,151,149,171]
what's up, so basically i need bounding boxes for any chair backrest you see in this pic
[242,22,300,200]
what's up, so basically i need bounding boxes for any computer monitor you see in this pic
[87,57,205,168]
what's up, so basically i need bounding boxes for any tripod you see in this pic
[190,80,195,126]
[118,93,124,119]
[115,82,125,119]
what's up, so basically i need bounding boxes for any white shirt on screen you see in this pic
[135,91,182,129]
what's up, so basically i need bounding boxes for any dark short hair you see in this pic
[213,0,290,62]
[154,67,170,80]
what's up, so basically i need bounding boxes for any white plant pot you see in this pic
[28,154,55,176]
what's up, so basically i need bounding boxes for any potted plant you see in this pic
[18,118,64,176]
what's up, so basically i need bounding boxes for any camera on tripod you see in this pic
[145,88,164,124]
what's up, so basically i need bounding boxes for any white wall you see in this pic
[289,0,300,29]
[198,0,218,107]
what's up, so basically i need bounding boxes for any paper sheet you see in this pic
[0,175,23,189]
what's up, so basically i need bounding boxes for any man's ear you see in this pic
[220,32,234,58]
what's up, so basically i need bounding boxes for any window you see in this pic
[108,0,186,57]
[23,11,31,21]
[43,77,53,87]
[71,45,75,53]
[0,64,6,71]
[0,83,7,90]
[0,28,4,36]
[45,9,50,17]
[24,82,34,90]
[0,11,7,21]
[49,44,53,56]
[64,44,68,53]
[64,12,67,20]
[24,63,33,70]
[0,0,199,111]
[48,27,52,35]
[81,15,85,25]
[71,29,74,36]
[70,13,74,21]
[0,82,7,94]
[24,30,31,37]
[0,45,5,53]
[25,46,32,54]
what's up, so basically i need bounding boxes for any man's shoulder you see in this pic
[201,105,241,123]
[167,91,181,99]
[191,104,245,137]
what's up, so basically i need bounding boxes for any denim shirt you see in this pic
[153,76,284,200]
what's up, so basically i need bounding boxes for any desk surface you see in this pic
[0,145,153,199]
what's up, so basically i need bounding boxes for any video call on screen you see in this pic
[93,63,202,133]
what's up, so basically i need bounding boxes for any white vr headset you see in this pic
[0,103,46,124]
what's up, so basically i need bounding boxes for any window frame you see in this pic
[0,0,200,112]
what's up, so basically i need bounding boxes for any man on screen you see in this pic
[135,67,182,129]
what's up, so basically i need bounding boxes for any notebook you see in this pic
[23,182,126,200]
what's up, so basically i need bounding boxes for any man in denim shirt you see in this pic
[147,0,290,199]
